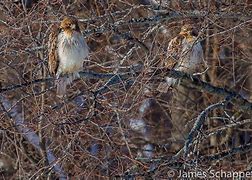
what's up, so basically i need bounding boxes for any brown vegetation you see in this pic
[0,0,251,179]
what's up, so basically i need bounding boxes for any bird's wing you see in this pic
[179,37,206,73]
[165,35,184,67]
[48,25,60,76]
[193,40,208,73]
[167,37,178,56]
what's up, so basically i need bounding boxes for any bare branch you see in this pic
[0,95,68,179]
[184,101,226,157]
[157,68,252,111]
[201,143,252,162]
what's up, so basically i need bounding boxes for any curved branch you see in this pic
[184,101,226,157]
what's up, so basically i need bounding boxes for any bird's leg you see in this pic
[56,71,61,80]
[55,74,60,86]
[74,72,80,79]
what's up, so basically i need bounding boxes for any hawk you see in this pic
[48,17,89,97]
[165,24,205,87]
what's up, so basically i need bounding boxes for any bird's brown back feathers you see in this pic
[48,24,60,76]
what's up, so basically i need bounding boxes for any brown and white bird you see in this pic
[48,16,89,97]
[165,24,205,86]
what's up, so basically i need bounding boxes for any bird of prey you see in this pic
[48,17,89,97]
[165,24,205,87]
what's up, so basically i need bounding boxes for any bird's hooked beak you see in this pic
[179,30,188,36]
[70,23,76,30]
[179,30,194,42]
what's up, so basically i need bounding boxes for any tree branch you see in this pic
[183,101,226,157]
[1,66,251,113]
[0,95,68,179]
[201,143,252,162]
[82,11,251,37]
[159,68,252,111]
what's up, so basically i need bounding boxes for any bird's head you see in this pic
[60,17,80,34]
[179,24,198,40]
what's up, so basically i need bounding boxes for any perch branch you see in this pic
[158,68,252,111]
[0,64,143,94]
[1,67,251,112]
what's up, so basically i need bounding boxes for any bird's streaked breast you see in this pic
[57,31,89,75]
[178,38,204,73]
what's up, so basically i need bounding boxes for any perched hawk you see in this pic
[165,24,205,87]
[48,17,89,97]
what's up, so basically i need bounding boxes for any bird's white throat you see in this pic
[57,31,89,76]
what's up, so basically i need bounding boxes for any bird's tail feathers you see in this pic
[56,73,79,98]
[56,77,68,98]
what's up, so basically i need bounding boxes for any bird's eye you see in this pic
[59,28,64,32]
